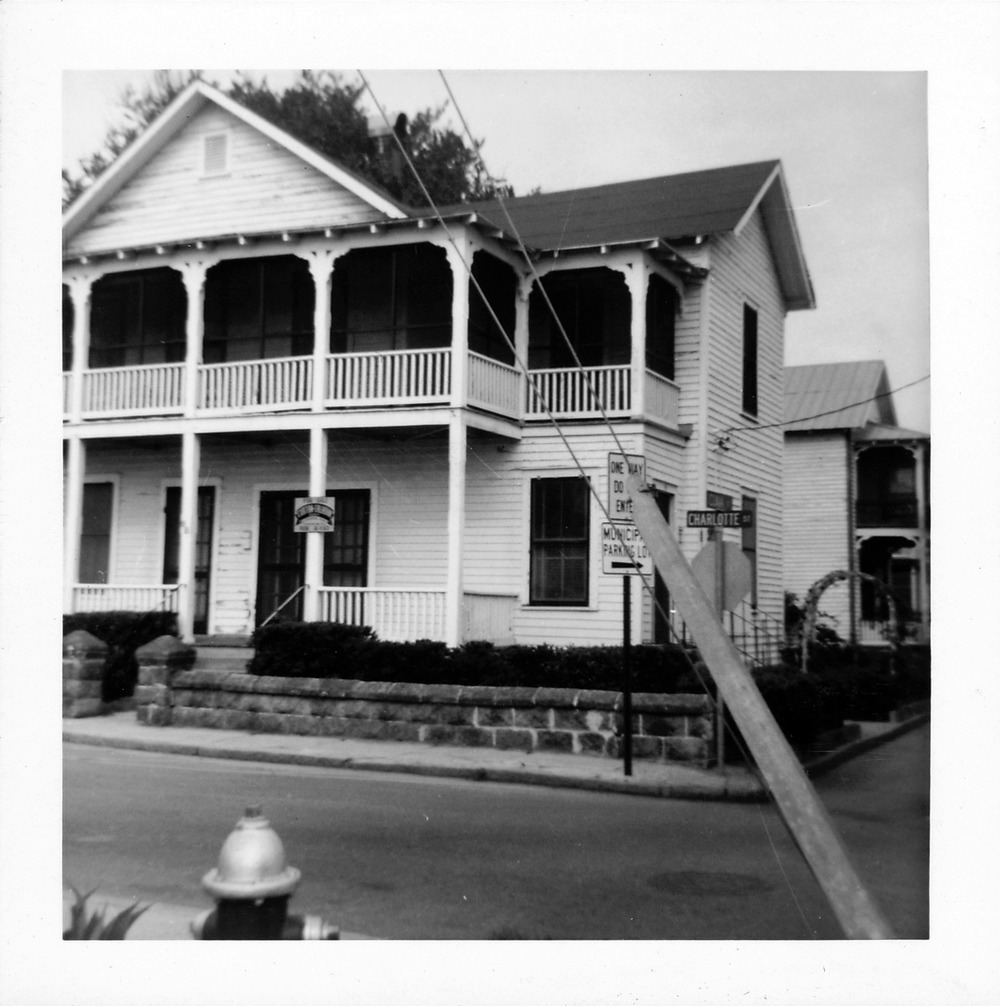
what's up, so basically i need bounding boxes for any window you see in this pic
[645,275,677,381]
[468,252,516,365]
[79,482,113,583]
[530,477,590,605]
[89,269,187,368]
[330,244,452,354]
[742,304,758,415]
[741,494,757,607]
[204,256,315,362]
[528,268,630,369]
[63,285,74,371]
[163,486,216,635]
[202,133,230,176]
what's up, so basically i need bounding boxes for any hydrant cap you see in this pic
[202,806,301,899]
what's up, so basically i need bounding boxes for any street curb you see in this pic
[803,712,930,778]
[63,712,926,802]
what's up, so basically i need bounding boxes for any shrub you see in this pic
[248,621,376,677]
[63,887,150,940]
[63,611,177,702]
[247,622,700,693]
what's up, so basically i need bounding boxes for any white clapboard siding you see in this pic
[783,432,852,632]
[694,211,787,626]
[67,105,385,256]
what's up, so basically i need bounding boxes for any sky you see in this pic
[62,68,931,431]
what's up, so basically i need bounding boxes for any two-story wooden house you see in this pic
[783,360,930,644]
[63,81,814,653]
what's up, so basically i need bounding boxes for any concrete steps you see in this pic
[193,636,253,673]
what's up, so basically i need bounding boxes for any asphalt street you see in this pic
[63,723,928,940]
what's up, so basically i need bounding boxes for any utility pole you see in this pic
[627,474,895,939]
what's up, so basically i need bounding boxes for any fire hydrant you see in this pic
[191,805,339,940]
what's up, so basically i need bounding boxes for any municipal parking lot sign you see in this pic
[601,522,654,576]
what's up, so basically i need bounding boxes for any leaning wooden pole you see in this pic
[627,476,895,939]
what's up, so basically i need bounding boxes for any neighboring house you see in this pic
[783,361,930,645]
[63,81,815,656]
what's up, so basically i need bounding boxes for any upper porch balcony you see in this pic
[62,247,683,430]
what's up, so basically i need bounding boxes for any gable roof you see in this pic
[62,81,408,245]
[442,160,815,311]
[784,361,897,431]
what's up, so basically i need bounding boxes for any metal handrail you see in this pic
[259,585,306,629]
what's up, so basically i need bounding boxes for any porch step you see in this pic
[193,646,254,673]
[194,635,252,648]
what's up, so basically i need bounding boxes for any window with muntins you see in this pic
[204,256,315,362]
[330,244,452,354]
[742,304,758,415]
[89,269,187,368]
[63,285,74,371]
[79,482,113,583]
[530,477,590,605]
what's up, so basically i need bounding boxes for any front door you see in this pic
[163,486,215,635]
[255,489,370,626]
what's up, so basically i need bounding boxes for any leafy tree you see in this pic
[63,70,514,210]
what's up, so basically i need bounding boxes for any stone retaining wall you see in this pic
[132,636,714,766]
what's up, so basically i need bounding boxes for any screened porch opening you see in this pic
[330,243,452,354]
[89,268,187,368]
[856,446,919,527]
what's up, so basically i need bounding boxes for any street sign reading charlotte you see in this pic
[601,522,654,575]
[686,510,754,528]
[607,453,646,520]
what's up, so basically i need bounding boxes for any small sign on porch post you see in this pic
[293,498,336,533]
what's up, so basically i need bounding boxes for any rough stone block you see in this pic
[512,707,551,729]
[424,724,492,748]
[135,635,196,669]
[494,728,534,752]
[142,704,174,727]
[422,683,464,704]
[64,657,105,682]
[341,719,388,741]
[574,689,619,710]
[552,707,589,731]
[535,730,573,754]
[686,714,715,739]
[64,698,104,719]
[379,721,422,743]
[63,679,102,700]
[576,732,610,756]
[532,687,573,708]
[316,716,347,738]
[640,713,683,738]
[431,704,476,727]
[133,683,169,707]
[583,709,613,732]
[63,630,108,658]
[475,705,512,728]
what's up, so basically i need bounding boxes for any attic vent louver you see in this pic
[202,133,230,176]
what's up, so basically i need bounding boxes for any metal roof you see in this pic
[784,361,897,431]
[854,422,929,442]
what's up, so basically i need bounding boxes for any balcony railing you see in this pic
[325,348,450,407]
[71,584,180,613]
[317,586,447,642]
[855,500,920,527]
[65,356,679,427]
[200,356,312,412]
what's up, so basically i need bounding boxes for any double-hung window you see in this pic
[529,477,590,605]
[742,304,759,416]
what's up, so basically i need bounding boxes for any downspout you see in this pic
[847,432,857,645]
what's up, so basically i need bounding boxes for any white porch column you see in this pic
[67,275,94,422]
[177,431,201,641]
[445,411,467,647]
[446,240,470,408]
[516,276,531,416]
[913,442,930,639]
[626,262,648,419]
[179,262,209,417]
[63,435,86,610]
[303,426,329,622]
[302,249,338,413]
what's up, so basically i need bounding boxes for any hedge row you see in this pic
[248,622,705,694]
[64,611,178,702]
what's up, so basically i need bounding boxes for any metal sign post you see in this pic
[622,575,633,777]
